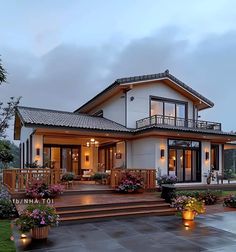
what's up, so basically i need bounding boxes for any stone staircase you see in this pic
[55,197,176,224]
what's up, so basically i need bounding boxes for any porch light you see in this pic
[160,149,165,159]
[86,139,99,147]
[36,148,40,156]
[205,151,209,161]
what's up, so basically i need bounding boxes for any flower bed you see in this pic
[175,190,222,205]
[116,172,144,193]
[26,179,64,198]
[223,195,236,208]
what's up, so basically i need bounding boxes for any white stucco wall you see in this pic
[126,81,194,128]
[89,91,126,125]
[201,141,211,183]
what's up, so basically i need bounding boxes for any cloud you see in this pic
[1,27,236,141]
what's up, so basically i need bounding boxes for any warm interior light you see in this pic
[90,138,95,142]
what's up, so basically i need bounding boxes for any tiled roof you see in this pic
[76,70,214,112]
[16,106,130,132]
[116,70,214,107]
[134,124,236,136]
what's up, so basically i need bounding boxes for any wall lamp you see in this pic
[85,155,89,162]
[36,148,40,156]
[205,151,209,161]
[160,149,165,159]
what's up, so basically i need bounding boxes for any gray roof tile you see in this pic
[17,106,130,132]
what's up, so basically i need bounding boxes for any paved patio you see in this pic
[14,211,236,252]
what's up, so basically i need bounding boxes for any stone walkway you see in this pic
[14,211,236,252]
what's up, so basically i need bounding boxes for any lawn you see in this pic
[0,220,16,252]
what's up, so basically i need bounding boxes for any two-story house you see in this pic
[14,70,236,183]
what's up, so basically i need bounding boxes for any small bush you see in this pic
[0,187,17,219]
[92,172,108,181]
[61,172,74,182]
[223,195,236,208]
[175,190,222,205]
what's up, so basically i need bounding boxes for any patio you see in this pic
[14,211,236,252]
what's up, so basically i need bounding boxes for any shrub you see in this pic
[175,190,222,205]
[0,187,18,219]
[116,172,144,193]
[16,204,59,233]
[26,179,64,198]
[157,174,177,186]
[223,195,236,208]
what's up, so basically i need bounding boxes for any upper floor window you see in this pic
[150,97,187,119]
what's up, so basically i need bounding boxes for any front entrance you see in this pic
[43,145,81,175]
[168,139,201,182]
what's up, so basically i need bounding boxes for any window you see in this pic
[150,97,186,119]
[211,145,219,170]
[168,139,199,148]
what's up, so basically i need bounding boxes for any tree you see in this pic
[0,140,14,169]
[0,57,20,138]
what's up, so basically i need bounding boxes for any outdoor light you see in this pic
[85,155,89,162]
[160,149,165,159]
[205,151,209,161]
[36,148,40,156]
[20,234,27,239]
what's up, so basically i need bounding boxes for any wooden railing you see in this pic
[2,168,63,193]
[110,168,156,189]
[136,115,222,131]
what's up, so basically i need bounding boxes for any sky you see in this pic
[1,0,236,140]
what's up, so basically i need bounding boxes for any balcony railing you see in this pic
[136,115,222,131]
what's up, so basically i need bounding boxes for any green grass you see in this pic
[222,191,236,197]
[0,220,16,252]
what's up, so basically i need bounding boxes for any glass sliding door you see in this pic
[168,139,201,182]
[43,145,80,175]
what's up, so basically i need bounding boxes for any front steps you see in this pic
[55,198,176,223]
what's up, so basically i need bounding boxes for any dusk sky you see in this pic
[1,0,236,139]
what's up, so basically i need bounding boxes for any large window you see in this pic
[151,97,187,119]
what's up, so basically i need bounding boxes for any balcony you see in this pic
[136,115,222,131]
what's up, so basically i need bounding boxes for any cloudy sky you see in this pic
[1,0,236,139]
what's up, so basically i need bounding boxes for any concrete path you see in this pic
[14,211,236,252]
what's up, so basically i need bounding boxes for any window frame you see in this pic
[150,96,188,120]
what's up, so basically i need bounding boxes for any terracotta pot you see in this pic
[182,210,195,221]
[127,189,134,193]
[31,226,49,239]
[137,188,144,193]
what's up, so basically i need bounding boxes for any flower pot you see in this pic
[127,189,133,193]
[182,210,195,221]
[31,226,49,239]
[136,188,144,193]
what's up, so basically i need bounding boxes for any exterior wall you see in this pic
[201,141,211,183]
[115,141,125,168]
[32,134,43,166]
[89,91,126,126]
[20,127,34,167]
[126,81,194,128]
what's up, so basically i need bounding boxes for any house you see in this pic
[14,70,236,183]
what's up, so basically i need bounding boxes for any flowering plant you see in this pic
[16,204,59,233]
[116,172,144,193]
[223,195,236,208]
[157,174,178,186]
[172,196,205,214]
[26,179,64,198]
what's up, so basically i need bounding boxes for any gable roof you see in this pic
[16,106,130,133]
[75,70,214,113]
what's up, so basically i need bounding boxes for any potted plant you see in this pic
[172,196,205,220]
[157,174,178,187]
[92,172,108,184]
[116,172,144,193]
[223,194,236,208]
[16,204,59,239]
[61,172,74,182]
